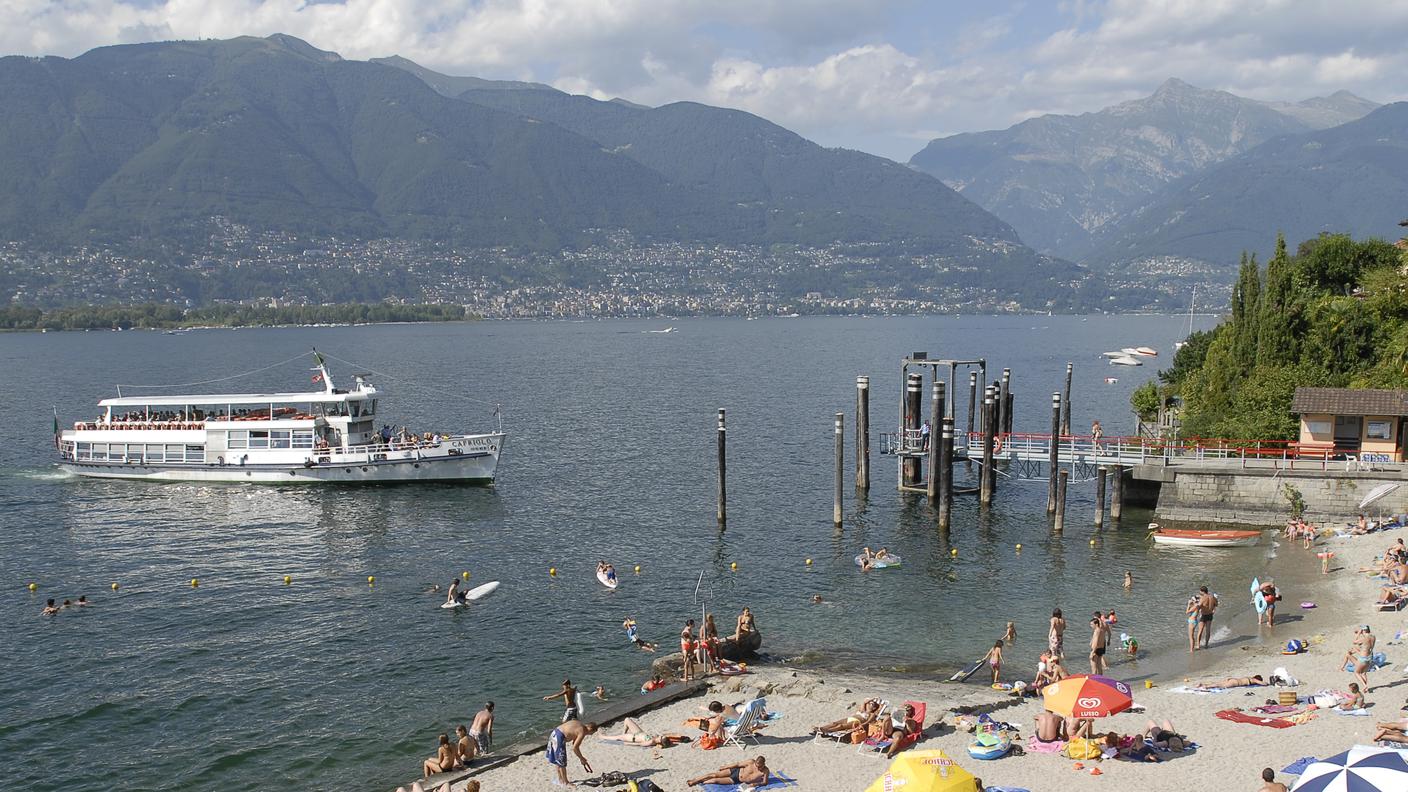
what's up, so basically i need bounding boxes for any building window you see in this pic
[1367,421,1393,440]
[1306,420,1331,435]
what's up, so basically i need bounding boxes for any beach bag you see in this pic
[698,734,721,750]
[849,726,867,744]
[1065,737,1102,759]
[1278,691,1298,706]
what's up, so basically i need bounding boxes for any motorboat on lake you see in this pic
[55,351,503,483]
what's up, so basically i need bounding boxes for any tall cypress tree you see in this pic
[1257,232,1298,366]
[1234,253,1261,368]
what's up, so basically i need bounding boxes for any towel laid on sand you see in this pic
[1333,707,1370,716]
[1025,735,1067,754]
[1282,756,1318,775]
[701,773,797,792]
[1215,709,1295,728]
[1168,686,1228,694]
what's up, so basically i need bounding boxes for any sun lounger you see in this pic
[811,700,889,745]
[723,698,768,749]
[859,700,926,755]
[1376,597,1406,611]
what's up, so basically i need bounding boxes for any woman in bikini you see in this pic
[1185,595,1199,652]
[811,699,881,736]
[733,607,756,642]
[599,717,691,747]
[680,620,697,682]
[702,613,720,673]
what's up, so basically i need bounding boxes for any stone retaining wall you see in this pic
[1151,470,1408,527]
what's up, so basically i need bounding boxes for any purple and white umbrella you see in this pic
[1291,745,1408,792]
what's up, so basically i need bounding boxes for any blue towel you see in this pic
[701,772,797,792]
[1282,756,1318,776]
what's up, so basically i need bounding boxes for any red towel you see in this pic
[1215,709,1293,728]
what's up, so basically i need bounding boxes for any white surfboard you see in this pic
[596,569,618,589]
[441,581,500,608]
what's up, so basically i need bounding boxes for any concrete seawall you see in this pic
[1131,464,1408,527]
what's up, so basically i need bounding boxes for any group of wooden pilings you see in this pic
[711,359,1126,530]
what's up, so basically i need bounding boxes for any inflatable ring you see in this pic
[968,740,1010,760]
[1300,602,1316,609]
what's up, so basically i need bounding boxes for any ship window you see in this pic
[248,430,269,449]
[270,430,291,449]
[366,400,377,416]
[166,444,185,461]
[91,443,108,461]
[291,430,314,449]
[185,445,204,462]
[349,402,362,418]
[76,442,92,460]
[227,430,248,449]
[145,444,165,463]
[109,443,127,462]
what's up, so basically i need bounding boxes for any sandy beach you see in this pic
[420,525,1408,792]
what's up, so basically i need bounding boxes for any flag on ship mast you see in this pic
[52,406,60,449]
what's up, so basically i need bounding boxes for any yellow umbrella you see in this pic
[864,749,978,792]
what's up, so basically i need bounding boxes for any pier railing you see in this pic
[963,432,1403,472]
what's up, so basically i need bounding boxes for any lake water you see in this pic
[0,315,1276,792]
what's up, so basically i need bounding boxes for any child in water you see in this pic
[1003,622,1017,644]
[983,640,1004,684]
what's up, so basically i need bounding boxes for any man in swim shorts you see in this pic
[1196,586,1217,649]
[543,679,580,722]
[686,756,769,788]
[1089,617,1108,675]
[546,719,596,787]
[1034,709,1063,742]
[469,701,494,754]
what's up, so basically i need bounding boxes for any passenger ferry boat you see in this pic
[55,352,503,483]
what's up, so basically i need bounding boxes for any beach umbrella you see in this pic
[863,749,977,792]
[1359,482,1399,511]
[1291,744,1408,792]
[1041,674,1133,718]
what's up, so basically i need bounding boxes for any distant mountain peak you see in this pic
[370,54,556,97]
[263,33,341,63]
[1154,77,1197,94]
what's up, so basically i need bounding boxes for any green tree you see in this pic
[1257,232,1300,366]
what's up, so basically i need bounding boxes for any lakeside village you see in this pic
[0,221,1223,321]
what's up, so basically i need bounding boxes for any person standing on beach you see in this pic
[1048,609,1066,661]
[1089,616,1108,675]
[681,619,698,682]
[1341,626,1377,691]
[545,719,597,787]
[1195,586,1218,649]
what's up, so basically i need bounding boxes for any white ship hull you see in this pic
[58,434,502,484]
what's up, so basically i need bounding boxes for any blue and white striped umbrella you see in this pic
[1291,745,1408,792]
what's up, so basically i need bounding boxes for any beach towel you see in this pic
[1253,705,1298,714]
[700,772,797,792]
[1333,707,1370,716]
[1282,756,1318,776]
[1215,709,1294,728]
[1168,685,1228,694]
[1342,652,1389,672]
[1025,735,1066,754]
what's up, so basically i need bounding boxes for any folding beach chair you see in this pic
[723,698,768,749]
[811,699,889,745]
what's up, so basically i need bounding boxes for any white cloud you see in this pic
[3,0,1408,161]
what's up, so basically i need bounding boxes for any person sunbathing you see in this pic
[1376,587,1403,605]
[683,701,726,740]
[881,705,921,758]
[1339,683,1365,711]
[1143,719,1189,752]
[1102,731,1160,762]
[811,699,881,736]
[1195,674,1264,689]
[1065,717,1093,740]
[687,756,770,788]
[1371,718,1408,745]
[598,717,691,747]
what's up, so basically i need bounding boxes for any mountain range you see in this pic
[0,34,1051,278]
[909,79,1380,261]
[1086,101,1408,268]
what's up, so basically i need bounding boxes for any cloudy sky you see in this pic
[4,0,1406,160]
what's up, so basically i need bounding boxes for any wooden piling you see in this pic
[1061,362,1073,436]
[1003,390,1015,436]
[716,409,726,526]
[979,389,996,505]
[903,373,923,488]
[998,369,1011,440]
[855,376,870,491]
[834,413,844,526]
[1047,392,1061,514]
[1054,469,1069,532]
[938,418,954,529]
[985,385,1001,495]
[1111,466,1124,521]
[926,380,945,500]
[966,370,977,443]
[1094,466,1107,528]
